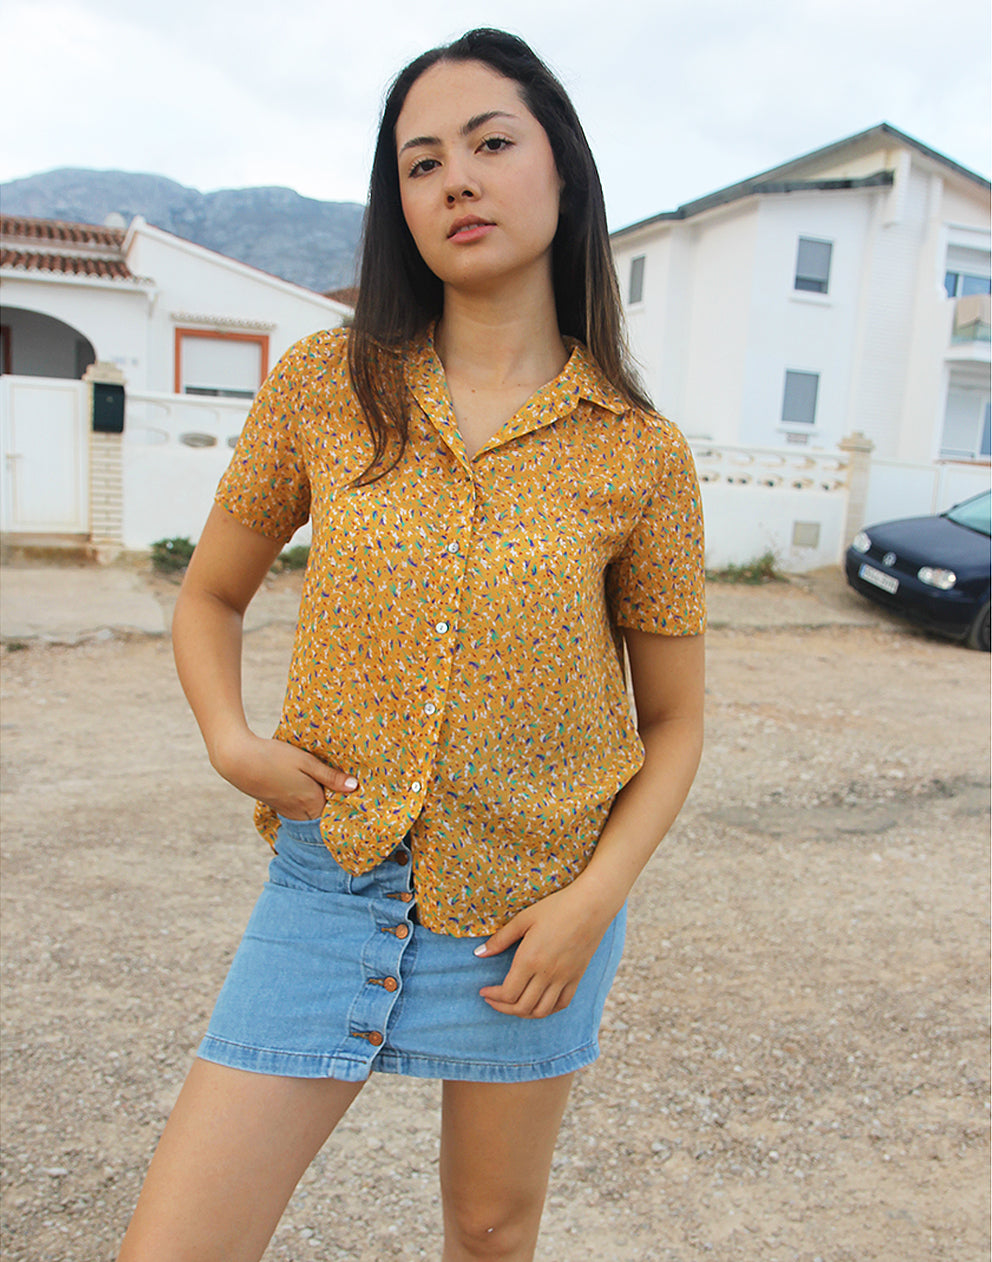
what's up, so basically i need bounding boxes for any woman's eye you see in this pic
[479,136,511,154]
[408,157,439,177]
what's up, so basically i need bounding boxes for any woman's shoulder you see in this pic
[275,325,351,379]
[620,402,695,467]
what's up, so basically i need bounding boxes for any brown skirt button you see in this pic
[394,923,410,939]
[368,1031,384,1047]
[383,976,399,992]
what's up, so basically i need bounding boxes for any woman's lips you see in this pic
[448,219,495,242]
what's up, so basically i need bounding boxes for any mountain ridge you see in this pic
[1,168,365,293]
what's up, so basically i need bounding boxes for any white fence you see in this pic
[124,390,257,548]
[692,444,850,571]
[2,377,989,570]
[863,458,990,526]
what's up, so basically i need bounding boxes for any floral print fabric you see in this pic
[215,327,705,936]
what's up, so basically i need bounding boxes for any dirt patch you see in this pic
[1,616,988,1260]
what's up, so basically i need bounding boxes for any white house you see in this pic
[1,214,351,552]
[612,123,990,468]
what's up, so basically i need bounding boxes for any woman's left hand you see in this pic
[474,882,619,1019]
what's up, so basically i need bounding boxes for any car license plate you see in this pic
[859,563,898,595]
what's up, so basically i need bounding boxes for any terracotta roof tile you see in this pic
[0,215,135,281]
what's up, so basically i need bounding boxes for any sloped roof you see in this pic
[1,215,136,280]
[324,284,359,308]
[612,123,991,240]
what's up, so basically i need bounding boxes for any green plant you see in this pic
[150,536,196,573]
[274,544,310,572]
[706,550,783,584]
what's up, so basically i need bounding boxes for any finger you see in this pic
[528,983,565,1020]
[299,753,359,795]
[479,967,529,1006]
[484,976,548,1018]
[551,983,578,1014]
[473,914,529,959]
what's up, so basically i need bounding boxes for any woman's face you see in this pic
[395,59,562,294]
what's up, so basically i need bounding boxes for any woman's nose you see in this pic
[443,161,479,205]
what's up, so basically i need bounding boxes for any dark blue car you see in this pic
[845,490,991,651]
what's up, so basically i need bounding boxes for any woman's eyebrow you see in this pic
[398,110,518,156]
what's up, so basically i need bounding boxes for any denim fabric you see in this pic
[198,817,626,1083]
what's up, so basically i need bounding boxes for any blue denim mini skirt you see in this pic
[198,817,627,1083]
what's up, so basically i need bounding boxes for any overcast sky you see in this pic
[3,0,989,231]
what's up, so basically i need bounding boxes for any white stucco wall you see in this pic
[0,275,150,382]
[125,223,349,394]
[613,136,990,467]
[742,190,878,451]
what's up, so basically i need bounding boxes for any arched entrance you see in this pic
[0,307,96,378]
[1,307,94,535]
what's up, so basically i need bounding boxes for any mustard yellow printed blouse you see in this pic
[215,326,706,936]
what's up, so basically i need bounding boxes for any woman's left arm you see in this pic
[478,630,705,1017]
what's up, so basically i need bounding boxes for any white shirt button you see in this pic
[424,702,437,715]
[411,780,423,793]
[446,541,459,553]
[435,621,449,634]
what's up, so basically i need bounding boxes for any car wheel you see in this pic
[966,600,991,652]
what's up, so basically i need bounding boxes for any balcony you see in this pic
[952,293,991,344]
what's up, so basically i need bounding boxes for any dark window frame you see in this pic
[628,255,646,305]
[782,369,820,427]
[794,237,833,294]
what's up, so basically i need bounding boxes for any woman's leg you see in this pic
[117,1057,365,1262]
[439,1073,575,1262]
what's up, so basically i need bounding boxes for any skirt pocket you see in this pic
[269,817,353,895]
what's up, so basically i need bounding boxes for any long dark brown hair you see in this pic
[348,27,651,485]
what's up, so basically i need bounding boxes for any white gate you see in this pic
[0,376,89,534]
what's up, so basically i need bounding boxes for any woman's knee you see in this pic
[443,1191,543,1260]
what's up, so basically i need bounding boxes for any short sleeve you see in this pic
[606,423,706,635]
[214,342,312,542]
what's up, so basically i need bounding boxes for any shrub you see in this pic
[274,544,310,572]
[707,551,783,584]
[150,536,196,574]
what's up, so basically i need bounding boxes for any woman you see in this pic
[119,28,705,1262]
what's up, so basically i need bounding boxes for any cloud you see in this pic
[3,0,988,227]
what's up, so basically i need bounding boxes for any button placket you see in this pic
[347,841,416,1066]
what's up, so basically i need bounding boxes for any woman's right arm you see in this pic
[172,504,358,819]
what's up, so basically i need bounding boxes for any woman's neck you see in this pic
[435,280,567,394]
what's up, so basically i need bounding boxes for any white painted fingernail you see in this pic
[473,945,487,956]
[344,776,359,790]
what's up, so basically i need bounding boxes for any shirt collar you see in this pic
[404,325,628,464]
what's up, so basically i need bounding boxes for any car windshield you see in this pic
[944,492,992,538]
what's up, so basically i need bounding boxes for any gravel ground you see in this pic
[0,576,988,1260]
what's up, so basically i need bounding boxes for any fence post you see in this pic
[839,431,875,549]
[83,361,126,563]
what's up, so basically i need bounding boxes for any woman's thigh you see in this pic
[118,1057,365,1262]
[439,1073,574,1261]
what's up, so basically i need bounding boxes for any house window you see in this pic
[794,238,832,293]
[944,244,991,299]
[629,255,645,305]
[940,381,992,460]
[782,370,819,427]
[944,271,992,299]
[174,328,269,398]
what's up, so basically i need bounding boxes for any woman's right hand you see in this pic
[210,730,359,821]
